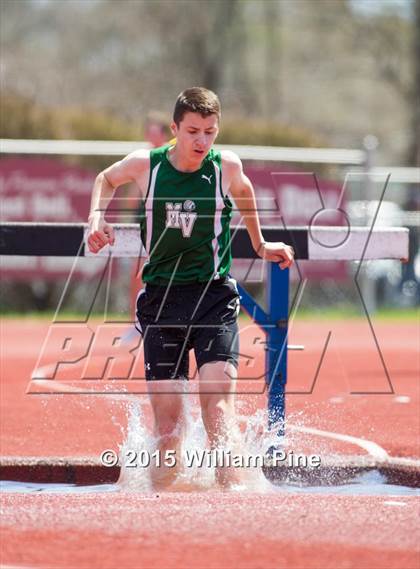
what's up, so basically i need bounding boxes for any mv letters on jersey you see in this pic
[165,201,198,238]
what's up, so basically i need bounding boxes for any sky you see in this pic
[349,0,413,19]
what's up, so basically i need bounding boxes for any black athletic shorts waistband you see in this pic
[144,275,231,292]
[136,274,239,380]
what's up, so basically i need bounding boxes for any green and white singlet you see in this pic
[139,144,234,285]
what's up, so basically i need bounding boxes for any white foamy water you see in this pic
[116,399,155,492]
[2,394,419,496]
[116,395,275,493]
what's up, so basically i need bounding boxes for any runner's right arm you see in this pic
[87,150,149,253]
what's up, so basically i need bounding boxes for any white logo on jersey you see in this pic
[165,201,197,238]
[165,202,182,227]
[201,174,213,184]
[183,199,196,212]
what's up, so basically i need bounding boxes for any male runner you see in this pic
[87,87,294,488]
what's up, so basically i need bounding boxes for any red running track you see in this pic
[1,318,419,458]
[1,492,419,569]
[1,318,419,569]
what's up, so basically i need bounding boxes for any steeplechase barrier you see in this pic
[0,222,409,434]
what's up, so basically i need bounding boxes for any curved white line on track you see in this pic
[30,365,106,394]
[290,425,390,461]
[1,566,40,569]
[31,365,50,380]
[29,363,87,393]
[394,395,410,403]
[28,379,92,393]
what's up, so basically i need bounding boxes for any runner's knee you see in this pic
[152,401,183,436]
[200,393,231,422]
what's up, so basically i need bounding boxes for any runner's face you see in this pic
[171,112,219,161]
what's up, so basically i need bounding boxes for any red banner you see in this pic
[0,158,96,280]
[0,157,347,281]
[239,164,348,281]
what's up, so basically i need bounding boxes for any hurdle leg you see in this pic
[266,263,289,437]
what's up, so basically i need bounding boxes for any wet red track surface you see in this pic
[1,318,419,568]
[1,493,420,569]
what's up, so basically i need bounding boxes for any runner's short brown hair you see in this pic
[173,87,221,126]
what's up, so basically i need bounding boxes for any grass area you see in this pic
[290,306,419,322]
[1,307,418,322]
[0,311,132,322]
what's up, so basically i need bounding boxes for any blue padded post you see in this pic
[266,264,289,436]
[236,263,290,437]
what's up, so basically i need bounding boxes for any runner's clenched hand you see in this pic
[258,241,295,270]
[87,213,115,253]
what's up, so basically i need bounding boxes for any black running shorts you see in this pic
[135,277,240,380]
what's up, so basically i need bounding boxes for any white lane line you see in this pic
[1,566,44,569]
[27,378,89,393]
[29,362,85,393]
[394,395,411,404]
[290,425,390,461]
[29,362,78,393]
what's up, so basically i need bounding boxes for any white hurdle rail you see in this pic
[0,222,410,262]
[81,224,410,262]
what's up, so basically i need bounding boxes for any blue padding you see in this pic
[237,265,290,437]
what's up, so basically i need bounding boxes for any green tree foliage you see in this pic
[0,92,59,139]
[0,91,139,140]
[1,91,321,150]
[219,118,322,147]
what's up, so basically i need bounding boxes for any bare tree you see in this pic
[263,1,282,119]
[409,0,420,166]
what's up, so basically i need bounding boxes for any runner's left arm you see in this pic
[225,151,294,270]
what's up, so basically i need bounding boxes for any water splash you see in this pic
[5,393,419,495]
[104,391,403,494]
[116,394,280,493]
[117,399,155,492]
